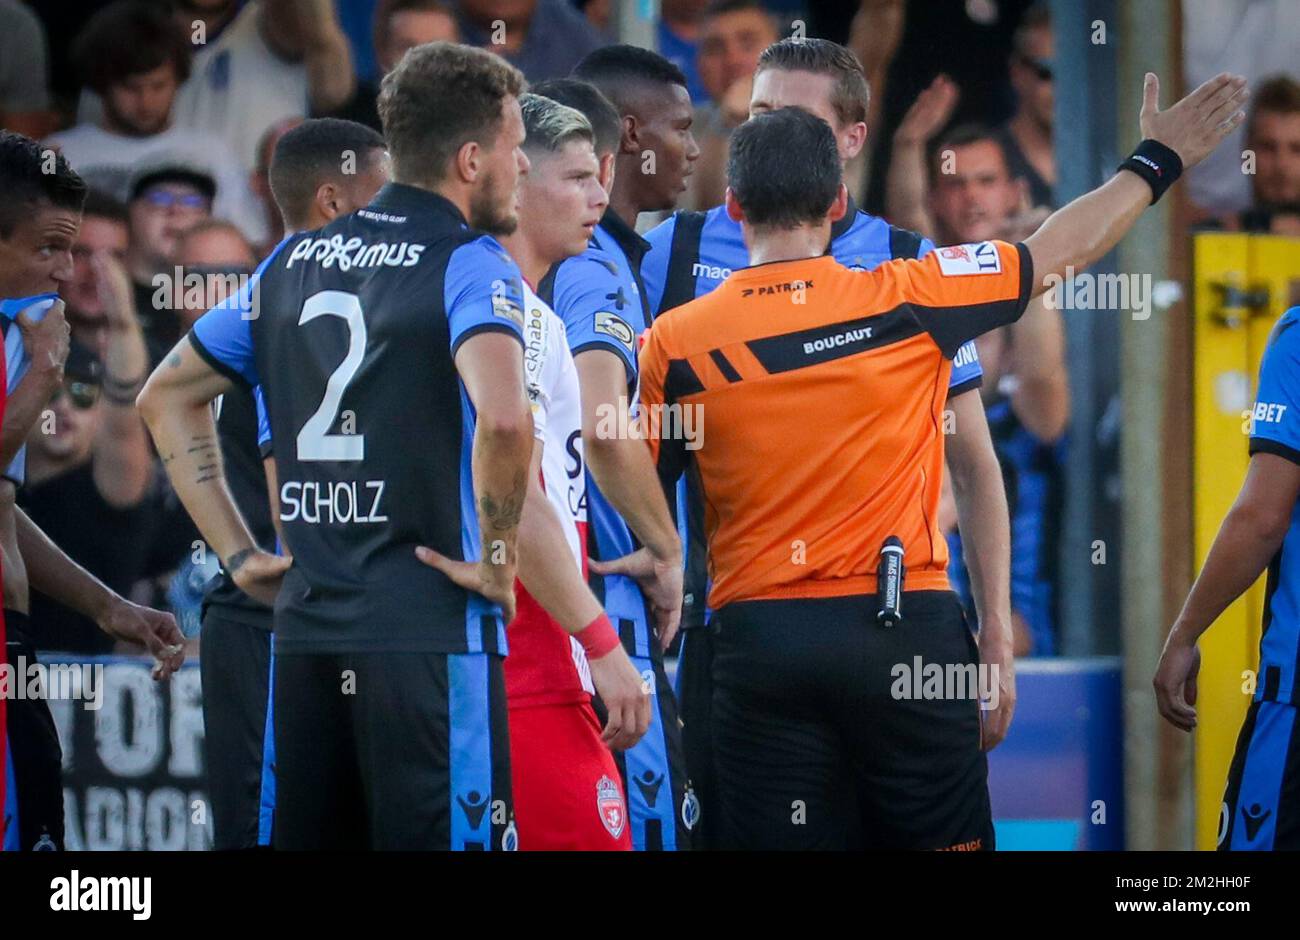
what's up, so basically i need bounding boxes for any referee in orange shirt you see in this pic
[605,72,1247,849]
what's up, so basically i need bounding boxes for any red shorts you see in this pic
[509,701,632,851]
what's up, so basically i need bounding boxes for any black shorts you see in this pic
[675,622,719,850]
[272,649,513,850]
[3,610,63,851]
[710,591,993,850]
[199,606,273,850]
[1219,698,1300,850]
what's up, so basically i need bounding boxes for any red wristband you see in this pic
[575,612,620,659]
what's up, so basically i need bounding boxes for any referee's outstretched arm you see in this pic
[1023,72,1248,291]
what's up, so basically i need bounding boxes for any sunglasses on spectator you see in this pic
[50,380,100,411]
[1016,53,1053,82]
[142,189,210,211]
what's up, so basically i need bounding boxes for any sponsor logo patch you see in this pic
[594,311,636,351]
[936,241,1002,276]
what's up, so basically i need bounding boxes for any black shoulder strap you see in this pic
[660,211,707,314]
[536,263,559,307]
[888,225,926,260]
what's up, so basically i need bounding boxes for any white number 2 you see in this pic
[296,291,366,461]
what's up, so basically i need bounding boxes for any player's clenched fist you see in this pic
[415,545,518,624]
[1140,71,1248,170]
[587,644,652,751]
[17,298,70,379]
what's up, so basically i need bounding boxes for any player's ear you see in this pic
[724,187,744,223]
[599,152,617,194]
[842,121,868,162]
[454,139,481,184]
[620,114,639,156]
[316,182,340,220]
[827,183,849,223]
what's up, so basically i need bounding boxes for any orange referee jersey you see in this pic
[638,239,1033,609]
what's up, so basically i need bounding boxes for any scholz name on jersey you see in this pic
[286,234,427,271]
[280,480,389,525]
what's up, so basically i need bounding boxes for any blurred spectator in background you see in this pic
[46,1,259,241]
[658,0,709,103]
[21,258,158,654]
[124,160,216,367]
[172,0,355,240]
[335,0,460,131]
[864,0,1036,213]
[1228,75,1300,235]
[578,0,612,34]
[0,0,56,138]
[64,191,131,357]
[926,124,1027,246]
[996,1,1054,210]
[249,117,305,253]
[174,219,258,334]
[1183,0,1300,218]
[456,0,606,82]
[682,0,779,209]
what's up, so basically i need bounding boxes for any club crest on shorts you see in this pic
[681,783,701,831]
[597,775,627,839]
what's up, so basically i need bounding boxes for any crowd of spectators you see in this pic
[3,0,1298,659]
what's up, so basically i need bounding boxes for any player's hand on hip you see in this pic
[415,545,517,623]
[229,549,292,608]
[97,597,186,680]
[17,299,70,378]
[1153,631,1201,732]
[977,633,1017,751]
[589,547,683,651]
[1140,72,1248,170]
[588,645,652,751]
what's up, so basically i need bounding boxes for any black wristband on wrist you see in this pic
[1118,139,1184,204]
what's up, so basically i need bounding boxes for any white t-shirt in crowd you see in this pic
[173,0,310,180]
[45,122,267,245]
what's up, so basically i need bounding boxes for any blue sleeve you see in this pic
[1250,311,1300,463]
[255,385,271,456]
[550,253,639,382]
[445,236,526,356]
[641,214,676,317]
[190,290,258,387]
[949,341,983,393]
[916,236,936,259]
[188,239,287,387]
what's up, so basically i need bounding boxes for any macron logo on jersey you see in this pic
[937,242,1002,276]
[692,262,731,280]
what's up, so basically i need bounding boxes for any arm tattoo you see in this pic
[165,351,182,369]
[480,468,526,533]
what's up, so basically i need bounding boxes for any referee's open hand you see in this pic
[1140,71,1248,170]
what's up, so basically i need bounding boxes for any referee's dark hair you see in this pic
[269,118,387,230]
[0,131,87,239]
[532,79,622,158]
[571,44,688,115]
[72,0,192,95]
[728,107,841,228]
[755,38,869,129]
[378,41,526,186]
